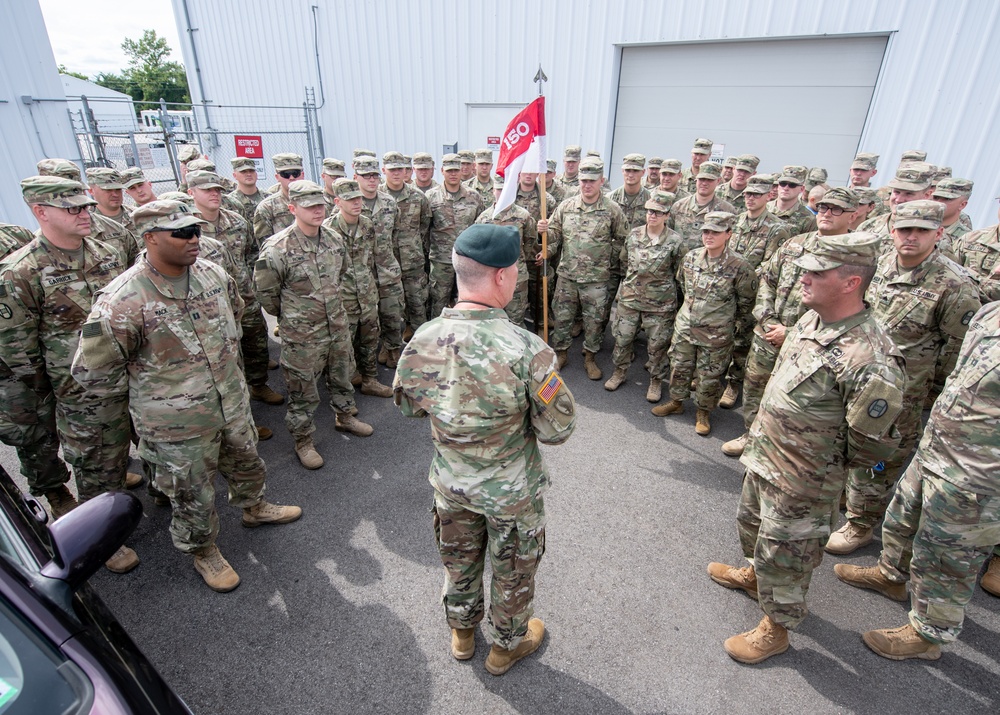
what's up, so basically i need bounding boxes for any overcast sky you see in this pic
[39,0,183,78]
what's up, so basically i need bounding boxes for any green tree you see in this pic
[94,29,190,110]
[58,64,90,81]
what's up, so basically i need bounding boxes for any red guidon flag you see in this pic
[493,97,547,217]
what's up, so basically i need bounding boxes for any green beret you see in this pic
[454,224,520,268]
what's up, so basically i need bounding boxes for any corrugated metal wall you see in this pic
[172,0,1000,227]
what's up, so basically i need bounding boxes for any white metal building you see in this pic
[170,0,1000,227]
[61,75,140,134]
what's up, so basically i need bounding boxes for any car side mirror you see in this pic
[40,492,142,590]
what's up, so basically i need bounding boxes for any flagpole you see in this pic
[534,65,549,343]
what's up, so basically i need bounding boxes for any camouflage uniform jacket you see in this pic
[767,199,818,239]
[321,213,379,315]
[197,234,256,317]
[0,235,123,399]
[959,212,973,231]
[546,194,628,284]
[608,185,651,230]
[556,173,579,190]
[0,223,34,251]
[100,208,136,233]
[730,209,790,273]
[674,246,757,347]
[224,188,265,226]
[464,177,496,210]
[753,231,822,338]
[202,207,257,277]
[867,249,981,391]
[917,301,1000,495]
[618,225,683,313]
[253,191,295,244]
[475,204,536,284]
[91,211,141,267]
[856,211,896,253]
[936,220,969,261]
[71,256,248,443]
[414,180,439,195]
[715,182,747,214]
[386,183,432,274]
[545,180,566,206]
[954,224,1000,302]
[669,194,736,253]
[679,168,698,195]
[742,308,906,503]
[514,186,556,223]
[360,191,404,301]
[393,307,576,519]
[255,224,348,345]
[425,184,484,264]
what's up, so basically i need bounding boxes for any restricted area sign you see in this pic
[234,135,265,173]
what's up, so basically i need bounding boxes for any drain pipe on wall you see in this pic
[180,0,217,150]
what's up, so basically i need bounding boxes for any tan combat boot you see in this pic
[721,433,748,457]
[361,376,393,398]
[982,556,1000,597]
[193,545,240,592]
[377,345,389,365]
[695,409,712,436]
[106,545,139,574]
[724,615,789,664]
[294,439,324,470]
[604,367,627,391]
[582,351,602,380]
[125,471,143,489]
[707,562,758,600]
[825,522,873,555]
[451,628,476,660]
[651,399,683,417]
[250,384,285,405]
[719,381,740,409]
[402,324,415,342]
[646,378,662,403]
[335,413,374,437]
[351,370,363,386]
[484,618,545,675]
[862,624,941,661]
[268,358,279,370]
[556,350,568,369]
[256,426,273,440]
[571,320,583,338]
[387,348,401,369]
[833,564,908,601]
[45,485,78,519]
[242,500,303,528]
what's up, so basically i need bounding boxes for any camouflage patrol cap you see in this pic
[441,154,462,171]
[691,138,714,155]
[702,211,735,232]
[936,166,953,180]
[177,145,202,164]
[888,162,933,191]
[661,159,682,174]
[794,231,880,271]
[644,190,676,213]
[735,154,760,172]
[412,152,435,169]
[36,158,82,181]
[578,158,604,178]
[352,149,376,159]
[722,156,737,168]
[333,178,362,200]
[818,186,860,211]
[474,149,493,164]
[402,154,413,166]
[900,149,927,163]
[564,145,582,160]
[21,176,96,208]
[853,187,878,205]
[272,153,304,171]
[457,150,475,164]
[546,159,557,173]
[382,151,408,170]
[131,199,207,235]
[492,174,505,188]
[188,158,219,173]
[622,153,646,170]
[231,157,256,171]
[119,166,146,188]
[932,178,974,199]
[287,180,326,207]
[454,224,520,268]
[322,158,347,177]
[158,191,195,206]
[743,175,774,195]
[696,162,722,180]
[85,167,125,189]
[807,167,828,184]
[851,153,879,171]
[893,199,944,230]
[648,157,663,168]
[353,155,380,175]
[185,171,225,190]
[778,165,808,185]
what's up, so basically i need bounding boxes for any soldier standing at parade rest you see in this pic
[767,166,818,239]
[708,232,905,664]
[394,223,576,675]
[72,200,302,592]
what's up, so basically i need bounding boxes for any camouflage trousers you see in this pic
[281,337,357,440]
[668,336,733,410]
[737,470,837,629]
[742,333,780,431]
[56,396,130,501]
[138,415,266,554]
[504,277,530,328]
[241,305,271,387]
[877,461,1000,644]
[345,300,381,379]
[0,371,70,495]
[845,386,924,529]
[428,260,457,320]
[725,322,752,386]
[378,290,405,351]
[550,278,608,354]
[432,490,546,650]
[601,273,622,333]
[401,268,429,329]
[611,305,673,380]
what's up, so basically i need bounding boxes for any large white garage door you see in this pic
[611,36,888,186]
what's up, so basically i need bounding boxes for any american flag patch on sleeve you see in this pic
[537,371,563,404]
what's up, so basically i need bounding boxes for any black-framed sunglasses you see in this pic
[279,170,303,180]
[777,181,799,188]
[168,225,201,240]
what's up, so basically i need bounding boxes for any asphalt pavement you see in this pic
[4,327,999,714]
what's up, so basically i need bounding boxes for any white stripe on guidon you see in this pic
[492,135,547,218]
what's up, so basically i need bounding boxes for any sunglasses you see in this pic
[279,170,303,180]
[777,181,799,188]
[168,225,201,240]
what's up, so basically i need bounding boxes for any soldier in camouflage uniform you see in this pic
[0,177,133,570]
[722,188,859,458]
[253,153,304,245]
[186,158,236,193]
[393,223,576,674]
[458,150,475,182]
[657,158,688,200]
[225,157,266,225]
[426,154,485,319]
[835,301,1000,659]
[255,182,372,469]
[86,167,137,232]
[321,158,347,211]
[827,201,981,555]
[175,144,202,192]
[767,166,817,239]
[715,154,759,214]
[514,171,556,331]
[121,167,157,207]
[464,149,496,210]
[555,144,581,196]
[652,212,756,436]
[644,157,662,191]
[542,159,566,206]
[857,163,936,251]
[849,187,879,231]
[604,190,683,403]
[932,178,974,259]
[679,138,714,195]
[609,153,651,229]
[72,200,301,592]
[539,158,628,381]
[669,162,736,254]
[954,220,1000,302]
[412,153,439,194]
[848,153,887,217]
[720,156,736,184]
[708,233,905,664]
[475,175,534,326]
[875,149,928,205]
[805,167,829,194]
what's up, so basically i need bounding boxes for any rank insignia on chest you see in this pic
[537,371,564,404]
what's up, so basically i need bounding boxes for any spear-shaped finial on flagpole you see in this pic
[533,64,550,341]
[534,65,548,95]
